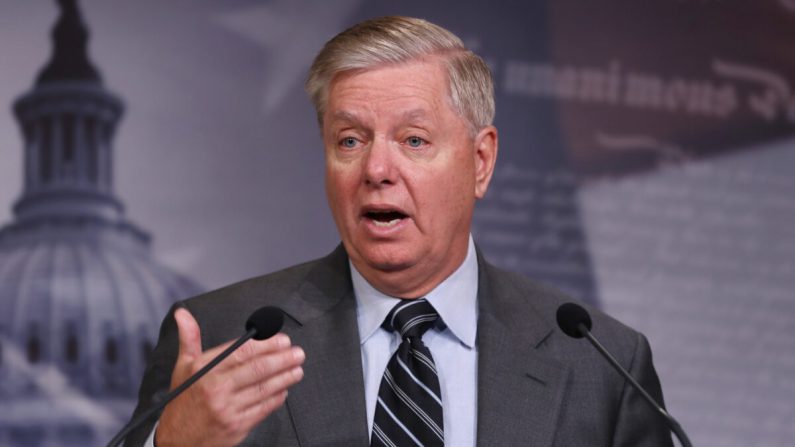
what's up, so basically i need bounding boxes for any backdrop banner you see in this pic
[0,1,793,445]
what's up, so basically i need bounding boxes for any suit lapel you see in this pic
[476,256,570,447]
[280,247,370,446]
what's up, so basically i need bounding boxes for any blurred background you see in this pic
[0,0,793,445]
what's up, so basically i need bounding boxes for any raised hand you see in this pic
[154,308,305,446]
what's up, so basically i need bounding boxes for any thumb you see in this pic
[174,307,203,364]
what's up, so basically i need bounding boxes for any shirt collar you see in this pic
[352,235,479,349]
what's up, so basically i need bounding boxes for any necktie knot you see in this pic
[385,298,439,339]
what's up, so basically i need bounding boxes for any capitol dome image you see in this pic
[0,0,202,445]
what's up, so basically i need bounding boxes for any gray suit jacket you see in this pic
[126,245,673,446]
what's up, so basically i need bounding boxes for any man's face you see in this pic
[322,57,497,298]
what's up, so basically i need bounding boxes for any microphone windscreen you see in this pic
[556,302,593,339]
[245,306,285,340]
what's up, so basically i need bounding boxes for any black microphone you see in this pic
[556,303,693,447]
[106,306,285,447]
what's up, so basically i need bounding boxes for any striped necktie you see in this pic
[371,298,444,447]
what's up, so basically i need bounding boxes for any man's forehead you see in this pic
[329,59,446,96]
[320,59,457,130]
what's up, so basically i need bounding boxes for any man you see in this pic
[127,16,673,446]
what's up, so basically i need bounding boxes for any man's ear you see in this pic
[473,125,498,199]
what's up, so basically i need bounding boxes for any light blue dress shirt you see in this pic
[352,236,479,447]
[145,236,479,446]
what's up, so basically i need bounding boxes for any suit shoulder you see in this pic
[182,249,339,315]
[482,260,642,345]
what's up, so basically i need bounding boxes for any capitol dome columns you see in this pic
[13,0,123,223]
[16,87,121,193]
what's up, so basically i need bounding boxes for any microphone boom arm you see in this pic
[105,326,258,447]
[577,323,693,447]
[106,305,284,447]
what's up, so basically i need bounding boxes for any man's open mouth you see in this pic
[364,210,407,228]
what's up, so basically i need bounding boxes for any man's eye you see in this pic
[406,136,426,148]
[340,137,358,148]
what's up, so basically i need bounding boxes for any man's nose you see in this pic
[363,136,396,187]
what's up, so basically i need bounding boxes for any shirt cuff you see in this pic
[143,420,159,447]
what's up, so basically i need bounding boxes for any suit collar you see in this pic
[349,236,479,349]
[475,248,569,447]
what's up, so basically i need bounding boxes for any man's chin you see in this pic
[351,248,419,275]
[363,257,414,273]
[358,260,426,298]
[346,239,411,268]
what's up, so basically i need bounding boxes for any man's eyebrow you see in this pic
[329,110,362,125]
[400,109,431,122]
[328,109,432,127]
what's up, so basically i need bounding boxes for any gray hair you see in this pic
[305,16,494,134]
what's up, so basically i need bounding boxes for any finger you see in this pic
[185,333,293,382]
[174,307,203,368]
[226,345,305,393]
[235,364,304,412]
[196,333,292,368]
[226,350,304,413]
[207,333,292,369]
[236,389,289,431]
